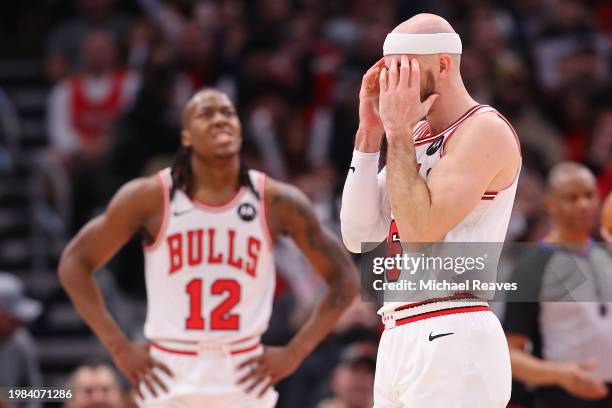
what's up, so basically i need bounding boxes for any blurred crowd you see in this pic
[0,0,612,407]
[5,0,610,239]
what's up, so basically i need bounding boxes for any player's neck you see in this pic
[426,84,478,135]
[545,228,591,245]
[191,155,240,198]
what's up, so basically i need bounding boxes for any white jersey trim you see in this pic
[192,187,248,213]
[143,169,171,252]
[258,173,274,249]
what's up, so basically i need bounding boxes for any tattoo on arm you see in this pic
[269,185,358,308]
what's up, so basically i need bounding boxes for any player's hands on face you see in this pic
[236,346,302,397]
[557,360,609,400]
[356,58,386,152]
[110,342,173,400]
[379,55,439,143]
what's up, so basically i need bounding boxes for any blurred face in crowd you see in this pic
[546,166,599,233]
[181,90,242,161]
[0,310,21,338]
[67,365,122,408]
[81,31,117,76]
[331,355,375,408]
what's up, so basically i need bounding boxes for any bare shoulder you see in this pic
[446,111,520,160]
[110,174,162,211]
[463,112,517,150]
[105,174,165,233]
[264,177,318,238]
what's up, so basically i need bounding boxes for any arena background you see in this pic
[0,0,611,407]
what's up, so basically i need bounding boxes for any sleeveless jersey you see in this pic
[380,105,521,311]
[384,104,521,244]
[143,168,275,344]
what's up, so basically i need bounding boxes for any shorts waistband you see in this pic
[149,336,262,357]
[382,294,490,330]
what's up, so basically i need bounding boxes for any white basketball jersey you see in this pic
[142,168,275,344]
[384,104,521,245]
[380,105,521,312]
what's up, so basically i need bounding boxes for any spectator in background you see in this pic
[47,29,139,231]
[507,167,549,242]
[504,162,612,407]
[45,0,131,82]
[64,362,123,408]
[316,342,376,408]
[493,64,564,171]
[0,273,43,408]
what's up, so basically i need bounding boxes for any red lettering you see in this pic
[208,228,223,264]
[246,237,261,277]
[227,229,243,270]
[187,229,203,266]
[167,233,183,274]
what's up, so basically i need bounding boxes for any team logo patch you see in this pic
[237,203,256,221]
[426,136,444,156]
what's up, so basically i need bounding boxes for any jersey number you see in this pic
[185,278,240,330]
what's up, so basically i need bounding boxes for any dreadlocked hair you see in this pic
[170,146,260,200]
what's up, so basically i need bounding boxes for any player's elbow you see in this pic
[325,250,360,307]
[340,220,378,253]
[331,266,360,307]
[57,249,75,288]
[58,245,88,289]
[341,231,362,254]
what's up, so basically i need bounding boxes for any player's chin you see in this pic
[214,145,241,159]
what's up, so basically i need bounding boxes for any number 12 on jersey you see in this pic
[185,278,241,330]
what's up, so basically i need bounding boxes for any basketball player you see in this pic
[59,88,359,407]
[341,14,521,407]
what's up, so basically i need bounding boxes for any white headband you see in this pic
[383,33,462,55]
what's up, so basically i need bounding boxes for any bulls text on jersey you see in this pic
[166,228,262,277]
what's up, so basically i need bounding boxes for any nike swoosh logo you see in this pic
[349,166,355,173]
[428,332,454,341]
[173,208,195,217]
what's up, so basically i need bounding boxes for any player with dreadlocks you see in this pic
[59,88,359,407]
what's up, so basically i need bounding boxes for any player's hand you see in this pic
[236,346,302,397]
[557,360,609,400]
[379,56,438,144]
[110,342,173,400]
[356,58,385,152]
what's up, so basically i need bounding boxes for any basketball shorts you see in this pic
[374,301,511,407]
[136,338,278,408]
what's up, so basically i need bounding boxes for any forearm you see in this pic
[58,255,128,353]
[287,247,358,360]
[386,135,434,241]
[509,348,564,386]
[340,149,389,252]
